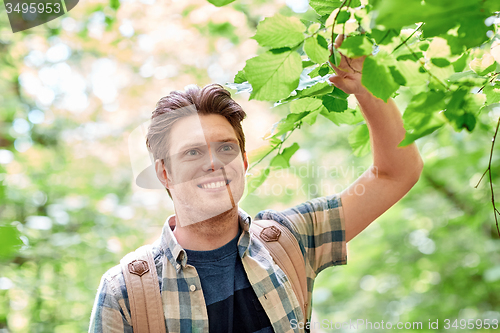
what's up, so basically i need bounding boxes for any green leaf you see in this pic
[330,87,349,99]
[207,0,236,7]
[318,65,330,76]
[452,52,468,72]
[349,0,362,8]
[337,35,373,58]
[234,69,246,84]
[322,92,348,112]
[337,10,351,24]
[455,18,490,50]
[348,124,371,157]
[290,97,324,113]
[270,142,299,168]
[396,52,423,62]
[303,110,320,125]
[373,0,492,48]
[0,225,23,259]
[302,60,316,68]
[252,14,306,49]
[307,23,321,34]
[445,88,467,119]
[389,66,406,86]
[272,111,311,137]
[404,91,446,122]
[329,49,342,67]
[462,112,476,132]
[314,0,361,14]
[309,0,342,16]
[245,49,302,101]
[400,123,444,146]
[299,82,334,98]
[483,83,500,105]
[304,35,329,64]
[308,64,332,78]
[447,70,482,83]
[281,82,334,103]
[370,29,399,45]
[419,42,430,51]
[431,58,451,68]
[443,88,481,132]
[320,108,362,125]
[400,91,446,145]
[361,55,400,102]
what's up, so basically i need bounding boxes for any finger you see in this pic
[329,62,347,78]
[334,34,345,49]
[328,74,347,89]
[331,54,352,74]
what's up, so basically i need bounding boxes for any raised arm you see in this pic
[328,36,424,242]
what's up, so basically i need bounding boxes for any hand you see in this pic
[328,34,369,97]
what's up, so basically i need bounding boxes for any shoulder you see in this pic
[98,263,127,303]
[102,242,164,294]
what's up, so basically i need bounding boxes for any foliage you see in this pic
[229,0,500,209]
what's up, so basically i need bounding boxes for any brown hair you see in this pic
[146,84,247,194]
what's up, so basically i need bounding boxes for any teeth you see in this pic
[201,181,226,189]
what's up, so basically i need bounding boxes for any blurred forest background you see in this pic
[0,0,499,331]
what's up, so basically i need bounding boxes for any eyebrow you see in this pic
[176,138,238,153]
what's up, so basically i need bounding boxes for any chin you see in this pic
[172,196,234,227]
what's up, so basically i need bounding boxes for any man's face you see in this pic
[163,113,247,226]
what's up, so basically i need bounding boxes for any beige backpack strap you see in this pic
[250,220,309,319]
[120,245,167,333]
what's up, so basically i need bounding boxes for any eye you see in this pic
[220,144,234,152]
[185,149,200,156]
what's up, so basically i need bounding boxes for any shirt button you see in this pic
[189,285,196,292]
[176,264,181,270]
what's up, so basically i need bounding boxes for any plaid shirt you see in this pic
[89,194,347,333]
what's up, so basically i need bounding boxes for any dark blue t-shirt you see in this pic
[185,232,274,333]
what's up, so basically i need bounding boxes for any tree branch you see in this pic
[475,116,500,237]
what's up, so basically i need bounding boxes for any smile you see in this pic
[197,180,230,189]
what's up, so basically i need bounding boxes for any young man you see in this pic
[89,43,423,332]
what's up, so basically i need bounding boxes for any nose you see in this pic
[202,146,224,172]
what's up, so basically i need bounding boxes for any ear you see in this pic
[154,159,170,189]
[243,152,248,172]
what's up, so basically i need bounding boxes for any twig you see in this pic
[475,116,500,237]
[400,40,449,90]
[247,125,298,172]
[477,72,500,94]
[392,23,449,90]
[392,23,424,53]
[330,0,349,57]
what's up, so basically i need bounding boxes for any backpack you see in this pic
[120,219,308,333]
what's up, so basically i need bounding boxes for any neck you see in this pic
[173,207,240,251]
